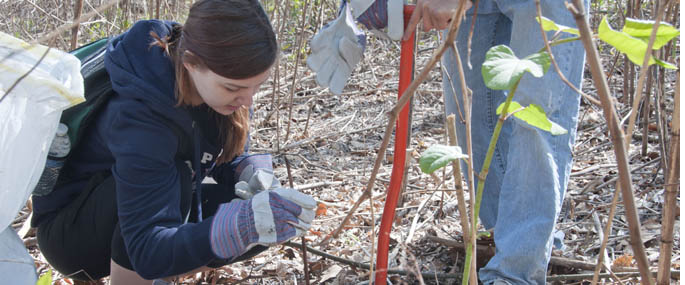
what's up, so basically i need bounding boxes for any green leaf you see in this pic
[598,16,654,66]
[623,18,680,49]
[654,58,677,69]
[36,270,52,285]
[419,145,468,174]
[496,101,568,135]
[598,16,677,70]
[482,45,551,90]
[536,16,579,35]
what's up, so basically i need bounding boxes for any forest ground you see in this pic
[2,0,680,284]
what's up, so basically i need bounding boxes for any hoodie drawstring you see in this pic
[192,121,203,222]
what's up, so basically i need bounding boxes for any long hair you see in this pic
[151,0,277,164]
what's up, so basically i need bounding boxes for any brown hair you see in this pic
[152,0,277,164]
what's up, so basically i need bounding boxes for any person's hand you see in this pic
[210,189,317,260]
[307,3,366,94]
[235,164,280,200]
[234,154,280,200]
[402,0,473,41]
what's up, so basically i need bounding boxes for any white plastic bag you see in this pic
[0,32,84,282]
[0,227,38,284]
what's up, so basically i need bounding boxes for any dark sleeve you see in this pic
[209,143,252,186]
[107,103,218,279]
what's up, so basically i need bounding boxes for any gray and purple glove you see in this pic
[210,188,317,260]
[234,154,280,200]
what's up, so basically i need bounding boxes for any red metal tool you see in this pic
[375,5,415,284]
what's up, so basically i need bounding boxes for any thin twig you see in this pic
[0,0,121,68]
[549,271,679,282]
[449,39,479,285]
[25,0,67,24]
[657,71,679,285]
[71,0,85,50]
[284,0,310,142]
[569,1,654,283]
[155,0,160,19]
[405,190,437,244]
[641,69,654,156]
[465,0,480,69]
[284,155,295,188]
[278,123,384,152]
[283,156,310,285]
[446,115,476,284]
[449,43,477,235]
[403,244,427,285]
[302,98,315,137]
[369,170,376,283]
[273,0,291,153]
[301,236,310,285]
[654,76,669,171]
[592,183,623,284]
[35,0,121,46]
[591,207,616,285]
[282,242,462,280]
[593,158,661,190]
[436,46,471,215]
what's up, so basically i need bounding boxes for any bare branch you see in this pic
[568,1,654,283]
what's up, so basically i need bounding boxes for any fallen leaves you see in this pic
[613,254,634,267]
[316,203,328,217]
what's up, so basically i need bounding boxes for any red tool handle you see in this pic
[375,5,415,285]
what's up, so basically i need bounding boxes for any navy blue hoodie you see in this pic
[32,20,249,279]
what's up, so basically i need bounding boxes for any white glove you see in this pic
[307,3,365,94]
[235,164,280,200]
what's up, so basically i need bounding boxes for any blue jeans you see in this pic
[441,0,587,283]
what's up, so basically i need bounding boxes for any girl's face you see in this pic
[184,62,271,115]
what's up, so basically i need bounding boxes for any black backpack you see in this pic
[56,39,192,181]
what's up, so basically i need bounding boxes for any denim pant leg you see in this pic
[442,0,586,284]
[441,3,513,231]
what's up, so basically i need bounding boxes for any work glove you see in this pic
[307,0,404,94]
[234,154,280,200]
[307,2,366,94]
[210,188,317,260]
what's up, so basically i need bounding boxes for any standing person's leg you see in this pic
[441,0,513,236]
[477,0,587,283]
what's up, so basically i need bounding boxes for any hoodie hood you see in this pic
[105,20,192,133]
